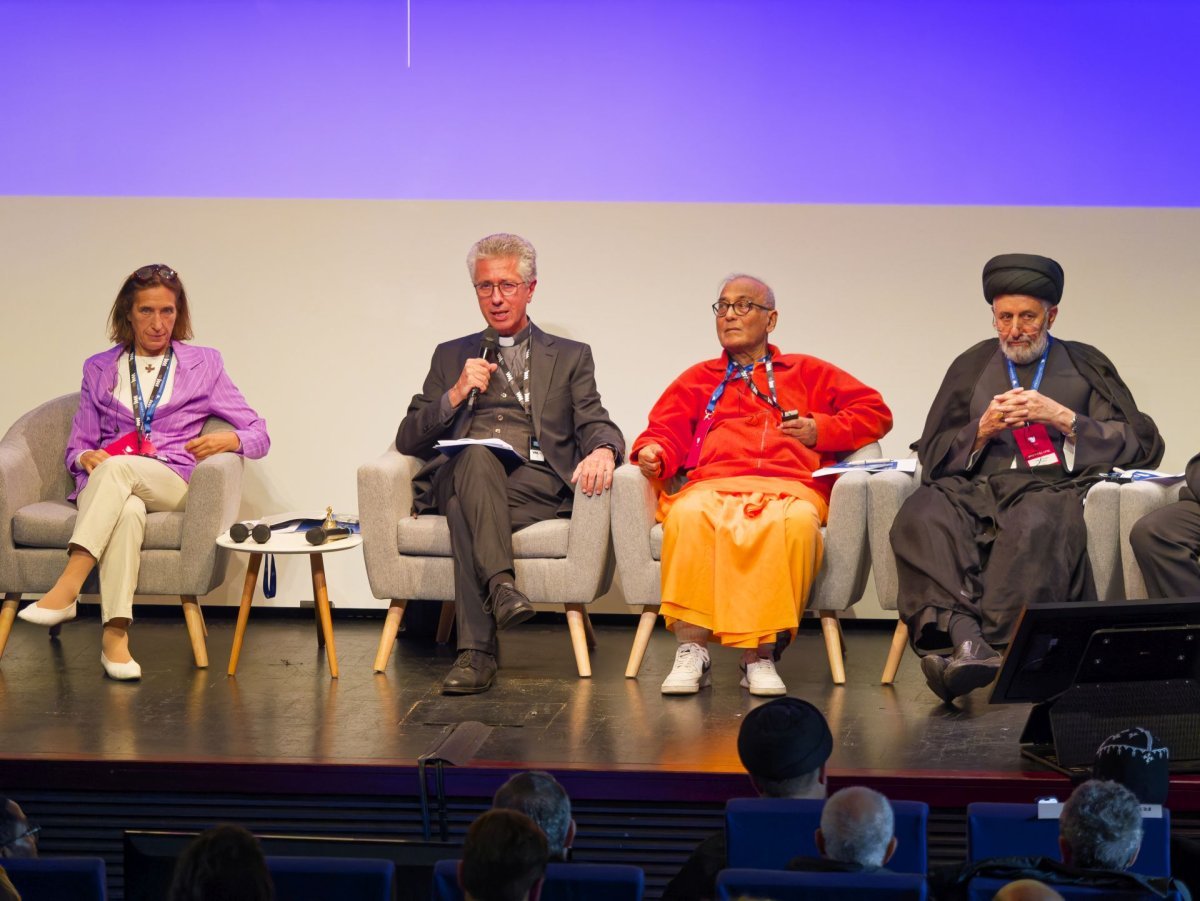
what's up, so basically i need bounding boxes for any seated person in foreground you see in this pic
[663,696,832,901]
[16,264,270,681]
[493,771,575,862]
[168,824,275,901]
[460,809,549,901]
[632,274,892,695]
[1130,451,1200,598]
[0,799,38,860]
[788,785,897,874]
[890,253,1161,703]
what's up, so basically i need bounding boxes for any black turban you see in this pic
[982,253,1065,305]
[737,697,832,782]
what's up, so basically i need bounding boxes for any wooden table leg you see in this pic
[310,554,338,679]
[226,553,262,677]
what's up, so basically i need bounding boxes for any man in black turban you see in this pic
[890,253,1162,704]
[663,697,832,900]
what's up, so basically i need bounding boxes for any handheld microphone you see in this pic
[306,525,352,546]
[230,521,271,544]
[465,326,499,413]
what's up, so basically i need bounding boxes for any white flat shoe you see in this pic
[17,599,78,627]
[101,652,142,681]
[741,658,787,697]
[661,642,712,695]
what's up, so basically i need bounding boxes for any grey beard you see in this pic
[1000,328,1049,365]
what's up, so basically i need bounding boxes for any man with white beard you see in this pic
[889,254,1163,703]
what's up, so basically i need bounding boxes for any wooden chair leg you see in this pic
[819,611,846,685]
[180,595,209,669]
[881,619,909,685]
[372,599,407,673]
[582,609,596,650]
[0,594,19,662]
[624,607,659,678]
[434,601,455,644]
[565,603,592,678]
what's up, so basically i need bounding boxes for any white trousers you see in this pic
[70,456,188,623]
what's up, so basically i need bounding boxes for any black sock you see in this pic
[488,572,515,596]
[948,613,998,658]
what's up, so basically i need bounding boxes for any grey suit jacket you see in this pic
[396,323,625,513]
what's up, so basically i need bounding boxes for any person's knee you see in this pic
[1130,511,1169,557]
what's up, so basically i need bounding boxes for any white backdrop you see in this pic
[2,197,1197,616]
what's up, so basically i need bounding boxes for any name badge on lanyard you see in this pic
[1007,337,1062,468]
[685,354,782,469]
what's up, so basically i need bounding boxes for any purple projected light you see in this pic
[0,0,1197,205]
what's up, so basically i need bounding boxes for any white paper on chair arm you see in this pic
[812,458,918,478]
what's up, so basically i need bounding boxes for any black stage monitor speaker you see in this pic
[989,597,1200,774]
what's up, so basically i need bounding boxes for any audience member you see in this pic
[786,785,896,873]
[460,809,548,901]
[168,824,274,901]
[1058,779,1141,870]
[663,697,832,900]
[493,771,575,862]
[992,880,1064,901]
[0,800,37,859]
[1092,726,1200,898]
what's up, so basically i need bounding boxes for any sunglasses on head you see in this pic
[130,264,178,282]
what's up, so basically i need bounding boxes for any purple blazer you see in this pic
[64,341,270,499]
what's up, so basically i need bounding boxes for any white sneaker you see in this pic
[661,642,712,695]
[741,658,787,697]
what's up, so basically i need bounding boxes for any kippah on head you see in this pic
[982,253,1065,305]
[737,697,833,781]
[1093,726,1170,805]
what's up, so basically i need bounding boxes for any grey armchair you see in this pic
[359,448,614,677]
[611,442,880,685]
[1118,478,1187,600]
[0,393,247,666]
[866,460,1124,684]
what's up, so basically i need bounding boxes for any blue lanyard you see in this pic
[1005,335,1052,392]
[703,353,777,418]
[129,345,174,440]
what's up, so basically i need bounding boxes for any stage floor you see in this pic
[0,609,1102,797]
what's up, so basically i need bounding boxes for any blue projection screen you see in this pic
[1,0,1198,205]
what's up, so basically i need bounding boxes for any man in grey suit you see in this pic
[397,233,624,694]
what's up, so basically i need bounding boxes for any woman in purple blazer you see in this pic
[17,265,269,680]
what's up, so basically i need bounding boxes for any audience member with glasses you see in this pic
[396,233,624,695]
[631,273,892,697]
[16,265,270,681]
[0,798,37,860]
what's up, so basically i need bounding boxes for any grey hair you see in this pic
[492,771,572,860]
[467,233,537,283]
[819,786,895,867]
[1060,780,1142,870]
[720,273,776,309]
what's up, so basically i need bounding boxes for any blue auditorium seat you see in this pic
[967,876,1183,900]
[432,859,644,901]
[717,867,928,900]
[725,797,930,874]
[266,855,393,901]
[966,802,1171,878]
[2,856,107,901]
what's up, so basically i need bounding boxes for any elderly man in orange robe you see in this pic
[632,274,893,696]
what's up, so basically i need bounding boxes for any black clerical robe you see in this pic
[891,338,1162,652]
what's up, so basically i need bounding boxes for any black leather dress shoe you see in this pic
[920,653,954,704]
[490,583,535,631]
[943,640,1002,699]
[442,650,497,695]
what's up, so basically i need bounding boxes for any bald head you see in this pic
[992,879,1065,901]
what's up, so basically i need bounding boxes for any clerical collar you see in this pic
[498,324,532,347]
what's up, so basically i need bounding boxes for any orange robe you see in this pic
[633,346,892,648]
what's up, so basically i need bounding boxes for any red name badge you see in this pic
[101,431,156,457]
[685,416,716,469]
[1015,423,1061,468]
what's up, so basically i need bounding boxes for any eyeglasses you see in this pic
[474,280,526,298]
[1,823,40,847]
[131,264,178,282]
[712,299,772,316]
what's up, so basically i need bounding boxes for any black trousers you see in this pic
[1130,499,1200,598]
[892,484,1093,653]
[433,445,568,655]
